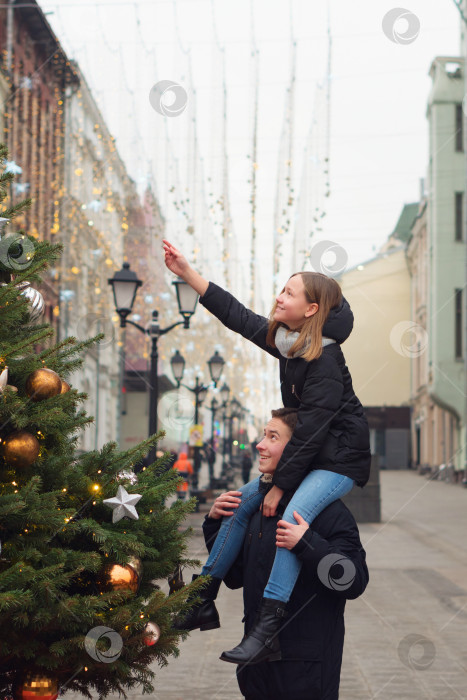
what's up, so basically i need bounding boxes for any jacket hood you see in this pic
[322,295,354,344]
[178,452,188,460]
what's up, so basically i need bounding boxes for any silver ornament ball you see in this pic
[18,281,45,321]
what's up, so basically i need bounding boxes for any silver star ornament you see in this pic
[103,485,142,523]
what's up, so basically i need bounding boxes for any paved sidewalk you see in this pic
[339,470,467,700]
[65,470,467,699]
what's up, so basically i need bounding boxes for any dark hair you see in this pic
[270,407,298,434]
[266,271,343,361]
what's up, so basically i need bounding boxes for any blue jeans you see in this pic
[201,469,354,603]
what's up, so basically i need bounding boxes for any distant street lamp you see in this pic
[219,382,230,406]
[108,263,199,467]
[170,349,186,384]
[207,350,225,385]
[170,349,225,489]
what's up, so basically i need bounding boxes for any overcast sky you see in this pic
[42,0,461,308]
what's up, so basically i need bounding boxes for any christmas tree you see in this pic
[0,144,205,699]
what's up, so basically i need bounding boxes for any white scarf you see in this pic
[275,325,336,359]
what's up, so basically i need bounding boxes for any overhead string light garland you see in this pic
[185,53,202,264]
[220,51,235,291]
[249,0,259,309]
[53,4,131,265]
[133,3,165,196]
[167,0,242,397]
[209,0,231,288]
[272,21,297,289]
[92,2,150,189]
[215,2,235,292]
[294,4,332,271]
[166,0,194,254]
[172,0,220,276]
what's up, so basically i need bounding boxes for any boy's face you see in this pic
[256,417,292,474]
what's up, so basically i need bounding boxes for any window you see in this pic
[455,104,463,152]
[455,192,463,241]
[455,288,463,359]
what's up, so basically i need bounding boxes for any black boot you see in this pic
[173,574,221,631]
[220,597,286,664]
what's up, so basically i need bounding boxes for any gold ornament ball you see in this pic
[127,555,143,579]
[26,369,62,402]
[60,380,71,394]
[99,562,140,593]
[2,431,41,468]
[143,621,161,647]
[13,672,59,700]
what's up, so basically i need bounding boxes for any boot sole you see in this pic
[219,651,282,664]
[200,620,220,631]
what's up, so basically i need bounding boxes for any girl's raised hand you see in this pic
[162,239,190,278]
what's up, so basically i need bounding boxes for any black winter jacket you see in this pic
[199,283,371,488]
[203,491,369,700]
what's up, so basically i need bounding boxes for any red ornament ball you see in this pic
[143,621,161,646]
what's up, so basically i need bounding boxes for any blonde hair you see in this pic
[266,272,343,362]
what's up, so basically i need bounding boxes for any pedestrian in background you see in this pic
[241,450,253,484]
[172,451,193,500]
[250,440,259,462]
[201,440,217,483]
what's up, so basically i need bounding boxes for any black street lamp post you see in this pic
[222,406,228,467]
[170,350,225,490]
[192,376,208,489]
[205,397,218,487]
[218,383,230,470]
[228,407,234,460]
[230,397,242,457]
[108,263,199,468]
[208,397,218,445]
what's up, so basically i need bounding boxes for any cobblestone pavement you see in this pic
[64,470,467,699]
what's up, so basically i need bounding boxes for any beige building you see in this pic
[336,203,416,467]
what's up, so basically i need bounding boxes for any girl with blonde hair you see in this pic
[163,240,371,666]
